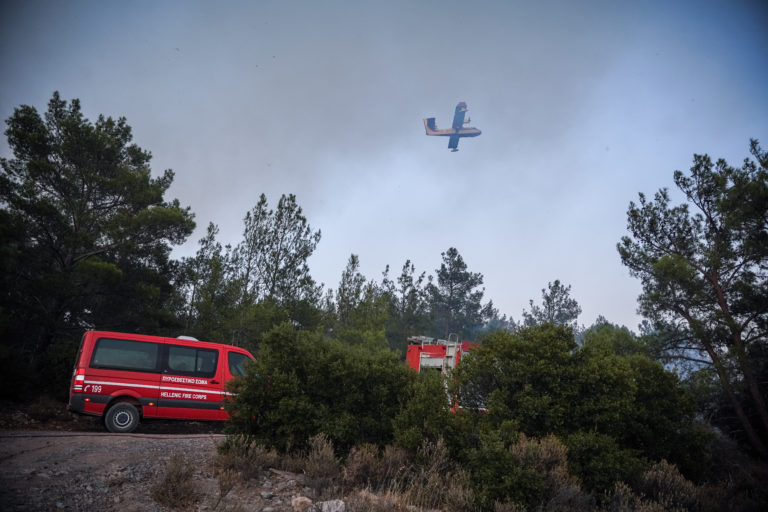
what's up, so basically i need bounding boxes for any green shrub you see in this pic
[393,368,454,452]
[465,431,592,510]
[565,431,647,495]
[226,323,413,454]
[455,325,709,488]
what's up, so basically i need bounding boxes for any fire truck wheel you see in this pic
[104,402,140,433]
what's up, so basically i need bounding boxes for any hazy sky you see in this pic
[2,0,767,330]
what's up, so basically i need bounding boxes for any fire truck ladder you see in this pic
[443,333,460,370]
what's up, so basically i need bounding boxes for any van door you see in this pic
[157,343,226,420]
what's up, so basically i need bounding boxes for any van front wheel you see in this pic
[105,402,140,433]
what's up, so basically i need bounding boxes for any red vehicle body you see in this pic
[405,335,481,412]
[68,330,254,433]
[405,335,478,374]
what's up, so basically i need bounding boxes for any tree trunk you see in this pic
[704,342,768,458]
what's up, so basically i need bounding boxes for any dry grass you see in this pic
[344,443,410,493]
[601,461,702,512]
[345,489,412,512]
[215,434,282,480]
[150,452,198,510]
[510,434,593,511]
[304,434,343,497]
[212,468,238,510]
[215,434,725,511]
[493,501,527,512]
[637,459,699,510]
[401,438,477,512]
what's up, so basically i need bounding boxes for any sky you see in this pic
[1,0,767,331]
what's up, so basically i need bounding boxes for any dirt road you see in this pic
[0,430,227,511]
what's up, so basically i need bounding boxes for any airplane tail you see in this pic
[424,117,438,135]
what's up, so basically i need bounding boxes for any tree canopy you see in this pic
[618,139,768,458]
[0,92,194,394]
[426,247,495,340]
[521,279,582,330]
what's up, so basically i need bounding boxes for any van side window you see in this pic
[228,352,249,377]
[91,338,160,372]
[167,345,218,378]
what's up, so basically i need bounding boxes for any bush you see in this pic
[637,460,699,510]
[216,434,281,480]
[403,439,477,512]
[304,434,342,494]
[466,432,592,510]
[393,368,454,453]
[602,482,667,512]
[344,444,382,489]
[150,453,198,509]
[226,323,413,454]
[600,461,702,512]
[455,325,709,488]
[565,431,647,495]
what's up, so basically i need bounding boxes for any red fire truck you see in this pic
[405,334,481,411]
[68,330,254,433]
[405,334,478,374]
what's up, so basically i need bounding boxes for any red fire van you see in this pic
[67,330,254,433]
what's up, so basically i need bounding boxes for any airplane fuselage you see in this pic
[423,126,482,137]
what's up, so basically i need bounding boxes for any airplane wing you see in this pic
[451,102,468,129]
[448,135,460,150]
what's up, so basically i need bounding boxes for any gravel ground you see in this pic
[0,402,415,512]
[0,399,324,512]
[0,429,323,512]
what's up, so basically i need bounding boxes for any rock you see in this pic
[276,478,298,491]
[292,496,313,512]
[314,499,346,512]
[260,490,275,499]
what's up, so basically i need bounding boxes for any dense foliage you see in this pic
[451,326,709,499]
[225,323,413,453]
[0,92,194,396]
[224,322,727,509]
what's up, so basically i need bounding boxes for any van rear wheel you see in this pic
[105,402,140,433]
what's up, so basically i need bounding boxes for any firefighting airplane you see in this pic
[423,102,482,152]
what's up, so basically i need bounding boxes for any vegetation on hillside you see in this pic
[2,93,767,510]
